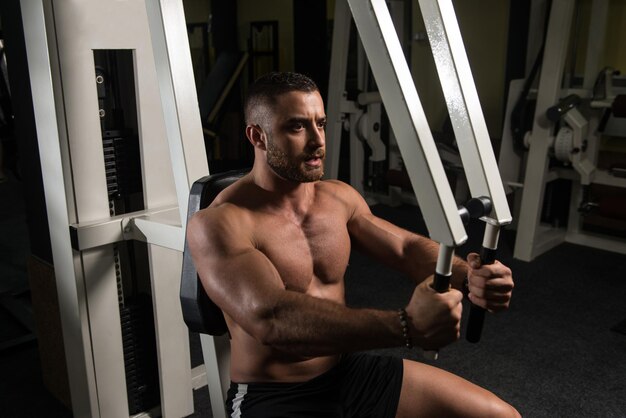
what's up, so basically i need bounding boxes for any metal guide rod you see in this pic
[433,244,455,292]
[347,0,467,247]
[418,0,511,226]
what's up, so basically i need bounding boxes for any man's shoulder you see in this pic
[316,179,365,205]
[189,179,256,233]
[316,178,358,194]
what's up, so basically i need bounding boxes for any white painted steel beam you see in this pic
[144,0,209,224]
[20,1,98,416]
[418,0,511,226]
[199,333,231,418]
[70,206,184,252]
[514,0,575,261]
[347,0,467,247]
[326,0,352,180]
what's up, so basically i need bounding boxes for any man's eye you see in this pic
[291,123,304,131]
[318,121,327,129]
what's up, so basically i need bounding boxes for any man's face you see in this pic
[264,91,326,183]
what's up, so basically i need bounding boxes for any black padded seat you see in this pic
[180,168,249,335]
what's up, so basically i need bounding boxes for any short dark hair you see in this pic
[244,72,319,124]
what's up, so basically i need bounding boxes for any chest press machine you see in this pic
[21,0,510,416]
[180,0,511,417]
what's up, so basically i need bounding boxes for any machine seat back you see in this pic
[180,169,249,335]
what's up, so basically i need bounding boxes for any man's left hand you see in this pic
[466,253,514,312]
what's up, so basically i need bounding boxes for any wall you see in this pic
[183,0,211,23]
[237,0,295,71]
[572,0,626,77]
[605,0,626,70]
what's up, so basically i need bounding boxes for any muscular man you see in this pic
[187,72,519,417]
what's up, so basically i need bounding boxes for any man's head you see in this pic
[245,72,326,183]
[244,72,320,127]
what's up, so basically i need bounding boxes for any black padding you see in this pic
[180,169,249,335]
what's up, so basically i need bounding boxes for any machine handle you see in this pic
[432,272,452,293]
[423,245,456,360]
[423,272,452,361]
[465,246,496,343]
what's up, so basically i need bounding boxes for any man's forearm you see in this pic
[402,234,469,285]
[249,290,404,357]
[450,255,470,291]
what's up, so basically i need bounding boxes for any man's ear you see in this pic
[246,124,267,150]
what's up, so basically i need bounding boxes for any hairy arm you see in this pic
[341,183,514,312]
[186,204,405,357]
[345,185,468,289]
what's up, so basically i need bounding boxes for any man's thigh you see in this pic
[395,359,520,418]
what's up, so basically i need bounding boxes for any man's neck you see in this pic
[250,163,318,218]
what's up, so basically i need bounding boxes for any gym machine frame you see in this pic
[21,0,213,416]
[499,0,626,262]
[21,0,511,417]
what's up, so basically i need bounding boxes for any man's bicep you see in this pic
[187,211,284,327]
[348,202,445,284]
[348,211,411,262]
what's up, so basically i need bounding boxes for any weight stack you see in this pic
[120,295,160,415]
[103,130,142,199]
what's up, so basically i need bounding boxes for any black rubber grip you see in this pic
[432,272,451,293]
[480,247,497,265]
[466,247,496,343]
[466,303,486,343]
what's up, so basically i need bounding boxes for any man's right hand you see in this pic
[405,277,463,350]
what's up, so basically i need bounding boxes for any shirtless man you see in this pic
[187,72,520,417]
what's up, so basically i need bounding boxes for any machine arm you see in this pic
[342,0,512,350]
[418,0,513,343]
[346,0,467,248]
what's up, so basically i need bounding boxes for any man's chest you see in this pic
[254,212,352,292]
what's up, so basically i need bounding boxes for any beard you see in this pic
[266,137,325,183]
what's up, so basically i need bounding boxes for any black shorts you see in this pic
[225,353,404,418]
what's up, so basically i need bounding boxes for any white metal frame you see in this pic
[21,1,97,415]
[504,0,626,261]
[345,0,467,247]
[328,0,511,244]
[21,0,211,416]
[418,0,511,227]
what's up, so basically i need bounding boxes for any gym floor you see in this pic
[1,172,626,417]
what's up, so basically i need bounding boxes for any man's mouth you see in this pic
[305,157,322,167]
[304,152,325,167]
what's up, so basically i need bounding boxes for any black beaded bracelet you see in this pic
[397,308,413,349]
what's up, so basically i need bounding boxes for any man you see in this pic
[187,72,519,417]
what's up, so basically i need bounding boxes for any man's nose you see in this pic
[308,126,325,148]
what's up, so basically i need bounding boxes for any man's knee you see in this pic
[487,396,521,418]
